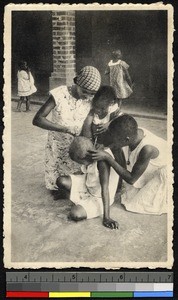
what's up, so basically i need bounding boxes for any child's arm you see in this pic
[81,111,94,139]
[97,161,119,229]
[90,145,159,185]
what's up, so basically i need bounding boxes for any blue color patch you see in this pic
[134,291,173,297]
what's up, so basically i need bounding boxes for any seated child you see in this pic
[88,115,167,215]
[81,85,123,147]
[56,136,119,229]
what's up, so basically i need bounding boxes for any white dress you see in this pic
[45,86,92,190]
[17,70,37,97]
[93,103,120,125]
[121,128,167,215]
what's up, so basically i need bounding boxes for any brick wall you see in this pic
[49,11,76,89]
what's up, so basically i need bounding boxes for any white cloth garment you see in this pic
[121,128,167,215]
[70,148,119,219]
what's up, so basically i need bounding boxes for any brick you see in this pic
[57,30,70,35]
[57,20,69,26]
[69,21,75,26]
[66,11,75,16]
[53,11,66,16]
[52,21,58,27]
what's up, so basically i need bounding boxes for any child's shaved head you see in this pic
[69,136,94,165]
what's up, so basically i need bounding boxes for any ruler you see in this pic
[6,271,173,298]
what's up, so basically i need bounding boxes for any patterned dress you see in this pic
[108,60,133,99]
[45,86,92,190]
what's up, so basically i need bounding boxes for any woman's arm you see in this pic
[80,111,94,139]
[90,145,158,185]
[98,161,119,229]
[33,96,73,134]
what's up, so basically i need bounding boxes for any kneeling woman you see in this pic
[33,66,101,192]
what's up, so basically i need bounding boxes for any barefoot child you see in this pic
[105,50,133,105]
[17,61,37,112]
[56,136,119,229]
[89,115,167,215]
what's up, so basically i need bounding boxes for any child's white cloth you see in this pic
[108,59,133,99]
[93,103,120,125]
[17,70,37,97]
[70,148,119,219]
[121,128,167,215]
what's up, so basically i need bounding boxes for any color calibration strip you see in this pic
[6,271,173,298]
[6,291,173,298]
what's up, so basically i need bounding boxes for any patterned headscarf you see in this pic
[74,66,101,93]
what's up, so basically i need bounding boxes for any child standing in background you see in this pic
[105,50,133,106]
[17,61,37,112]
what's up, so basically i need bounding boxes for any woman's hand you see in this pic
[87,149,112,161]
[66,125,80,136]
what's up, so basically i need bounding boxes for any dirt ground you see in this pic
[11,102,167,264]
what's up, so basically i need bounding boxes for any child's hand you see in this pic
[87,149,111,161]
[66,126,80,136]
[95,122,110,135]
[103,217,119,230]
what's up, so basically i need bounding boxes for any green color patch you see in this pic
[91,292,133,298]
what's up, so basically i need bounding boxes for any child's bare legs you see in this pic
[17,96,24,112]
[25,96,31,111]
[56,175,87,221]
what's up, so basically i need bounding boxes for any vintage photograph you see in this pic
[4,3,173,268]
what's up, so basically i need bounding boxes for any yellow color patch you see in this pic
[49,292,91,298]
